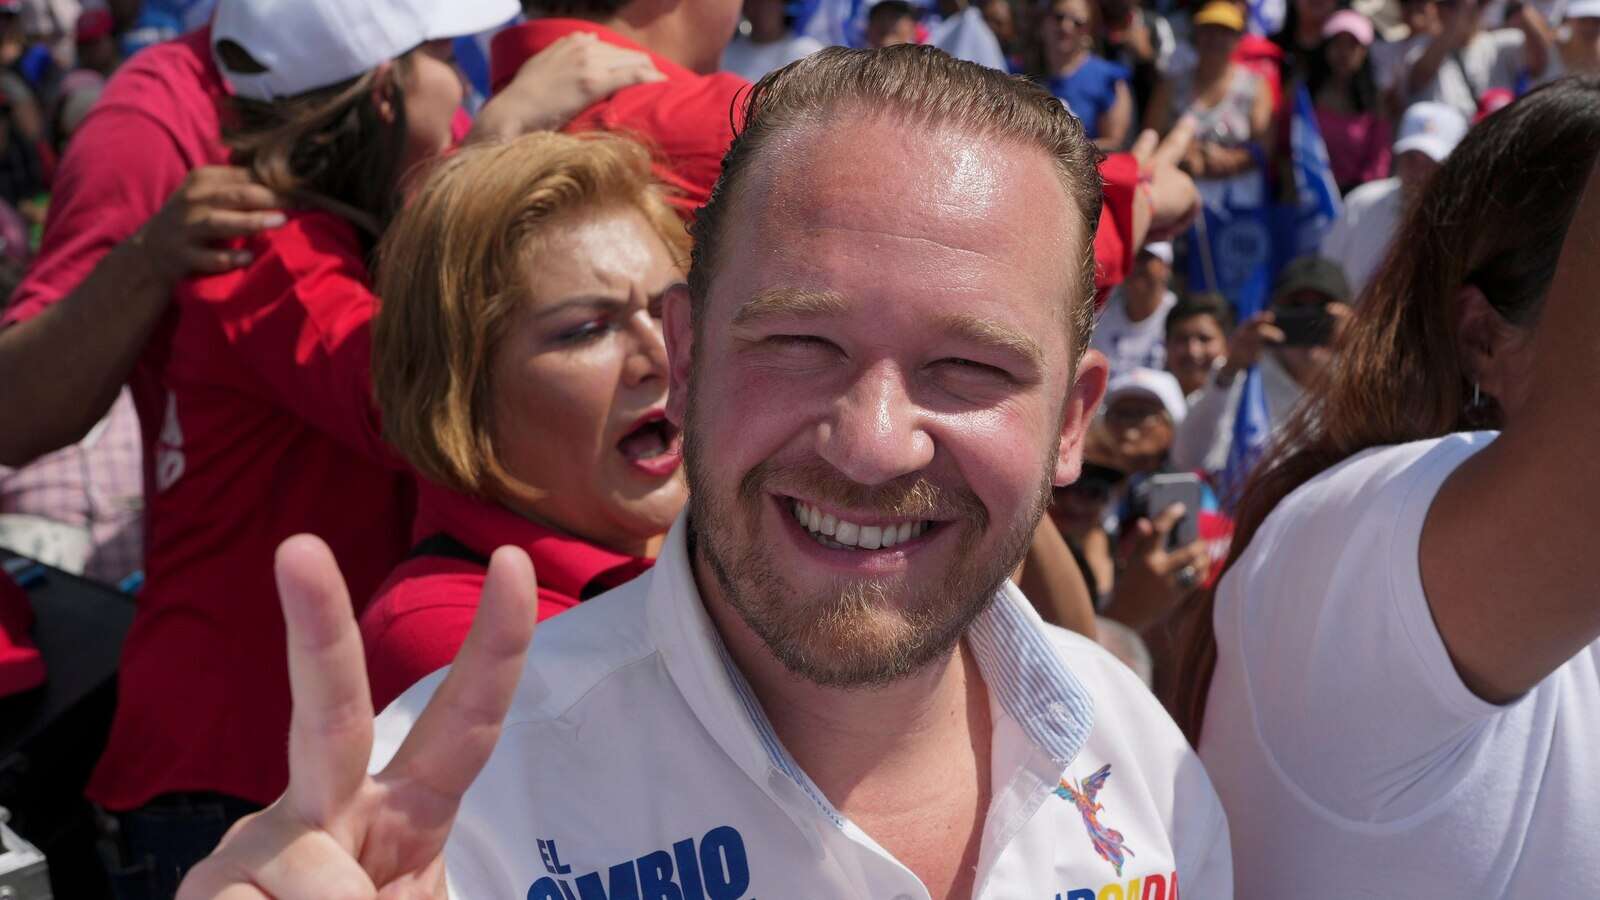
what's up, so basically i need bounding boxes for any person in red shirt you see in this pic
[361,131,688,711]
[0,26,286,467]
[0,25,661,470]
[489,0,1200,306]
[89,1,526,895]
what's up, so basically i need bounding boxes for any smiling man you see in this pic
[178,46,1230,900]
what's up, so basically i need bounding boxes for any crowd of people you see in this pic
[0,0,1594,898]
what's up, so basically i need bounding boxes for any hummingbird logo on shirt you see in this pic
[1055,763,1135,877]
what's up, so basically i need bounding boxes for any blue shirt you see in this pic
[1048,56,1130,140]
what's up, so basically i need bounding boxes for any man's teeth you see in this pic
[790,500,929,550]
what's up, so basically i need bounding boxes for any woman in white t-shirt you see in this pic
[1176,75,1600,898]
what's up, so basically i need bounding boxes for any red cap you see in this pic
[76,7,114,44]
[1474,88,1514,124]
[0,572,45,698]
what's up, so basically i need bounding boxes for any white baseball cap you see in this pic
[1566,0,1600,19]
[1392,101,1469,163]
[1140,241,1174,266]
[213,0,519,101]
[1104,367,1187,426]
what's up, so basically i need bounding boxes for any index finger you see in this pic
[1152,117,1196,170]
[381,546,538,811]
[275,535,375,825]
[1151,502,1187,534]
[1129,129,1159,165]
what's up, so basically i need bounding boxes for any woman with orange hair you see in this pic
[361,132,690,710]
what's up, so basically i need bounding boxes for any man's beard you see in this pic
[681,375,1055,690]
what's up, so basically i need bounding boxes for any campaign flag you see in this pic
[1247,0,1286,35]
[791,0,870,47]
[1183,152,1277,505]
[1284,84,1344,262]
[1186,153,1274,320]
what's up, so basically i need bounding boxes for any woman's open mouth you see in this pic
[617,412,683,478]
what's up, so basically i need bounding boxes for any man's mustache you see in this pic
[738,458,988,528]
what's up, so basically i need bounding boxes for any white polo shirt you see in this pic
[372,516,1232,900]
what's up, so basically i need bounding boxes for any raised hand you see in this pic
[468,32,666,143]
[177,535,538,899]
[1105,503,1212,631]
[133,166,286,280]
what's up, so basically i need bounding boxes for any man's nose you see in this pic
[814,363,934,486]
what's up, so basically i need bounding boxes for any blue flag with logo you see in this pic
[1285,84,1344,262]
[791,0,869,47]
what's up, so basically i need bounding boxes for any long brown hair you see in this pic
[217,39,415,240]
[1172,75,1600,744]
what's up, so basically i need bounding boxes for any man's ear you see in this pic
[663,282,695,428]
[1054,349,1111,487]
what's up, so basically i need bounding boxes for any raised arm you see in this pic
[1509,2,1553,82]
[0,167,282,465]
[1421,159,1600,703]
[1407,0,1477,100]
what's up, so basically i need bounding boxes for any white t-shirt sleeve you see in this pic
[1219,433,1509,823]
[1173,752,1234,898]
[1487,28,1527,88]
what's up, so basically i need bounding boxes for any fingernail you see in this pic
[262,212,287,228]
[233,251,253,266]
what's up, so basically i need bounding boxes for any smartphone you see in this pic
[1272,306,1335,347]
[1137,473,1203,549]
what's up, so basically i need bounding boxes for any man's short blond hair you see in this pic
[373,132,689,499]
[688,44,1105,352]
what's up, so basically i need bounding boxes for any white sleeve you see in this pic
[1321,199,1356,262]
[1221,434,1508,823]
[1490,28,1527,87]
[1171,370,1240,474]
[1171,749,1234,899]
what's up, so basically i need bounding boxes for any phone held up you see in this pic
[1132,472,1203,549]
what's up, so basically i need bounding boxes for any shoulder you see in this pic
[790,35,826,55]
[1485,27,1526,52]
[97,29,218,113]
[1043,625,1224,829]
[377,571,659,734]
[1043,624,1198,764]
[1231,434,1496,592]
[363,559,487,630]
[1093,55,1132,83]
[180,211,369,305]
[1278,434,1493,526]
[1345,176,1400,209]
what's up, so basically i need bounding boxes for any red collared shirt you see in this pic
[361,480,653,712]
[86,210,413,811]
[491,20,746,217]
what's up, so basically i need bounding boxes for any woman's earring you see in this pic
[1472,381,1482,408]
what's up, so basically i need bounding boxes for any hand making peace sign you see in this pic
[176,535,539,899]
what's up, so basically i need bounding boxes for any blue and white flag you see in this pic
[1286,84,1343,260]
[1183,151,1276,504]
[791,0,870,48]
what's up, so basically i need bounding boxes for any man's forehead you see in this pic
[743,114,1077,252]
[707,114,1084,331]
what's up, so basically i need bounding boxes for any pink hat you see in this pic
[1322,9,1374,46]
